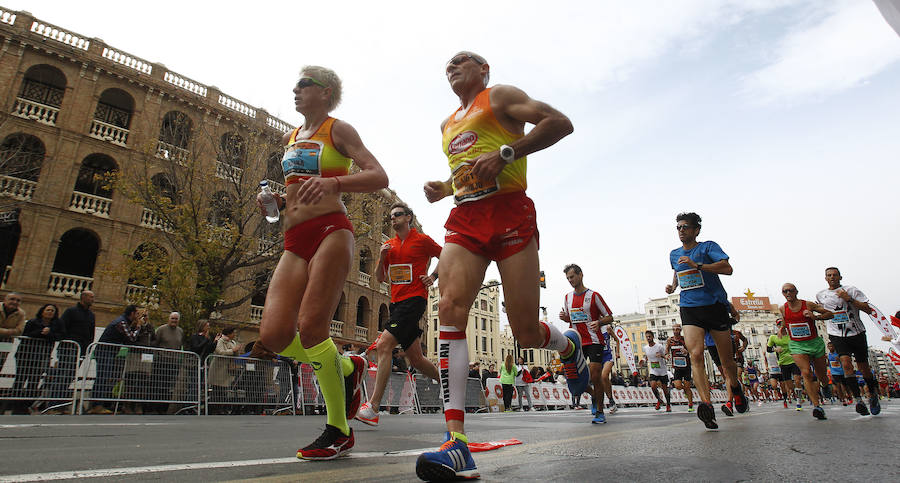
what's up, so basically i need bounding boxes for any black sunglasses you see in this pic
[390,211,408,218]
[296,77,327,89]
[676,224,696,231]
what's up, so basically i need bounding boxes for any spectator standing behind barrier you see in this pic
[468,362,481,379]
[0,292,26,371]
[515,356,533,411]
[187,320,215,409]
[49,291,94,404]
[11,304,63,414]
[208,327,241,414]
[481,363,497,389]
[154,312,184,415]
[122,309,155,415]
[89,305,140,414]
[500,354,516,412]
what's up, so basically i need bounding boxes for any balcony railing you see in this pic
[354,326,368,342]
[265,179,286,196]
[329,320,344,338]
[47,272,93,297]
[357,271,371,287]
[2,265,10,289]
[155,140,191,165]
[379,282,390,295]
[89,119,129,147]
[250,305,264,323]
[125,284,160,308]
[140,208,172,231]
[69,191,111,217]
[0,174,37,201]
[215,161,243,182]
[11,97,59,126]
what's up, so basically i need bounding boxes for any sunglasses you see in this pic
[390,211,408,218]
[676,224,696,231]
[782,289,797,293]
[296,77,327,89]
[447,54,485,66]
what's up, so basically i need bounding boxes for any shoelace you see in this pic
[563,363,578,379]
[438,439,459,452]
[307,426,341,449]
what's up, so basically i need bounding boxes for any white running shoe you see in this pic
[355,401,379,427]
[608,403,617,414]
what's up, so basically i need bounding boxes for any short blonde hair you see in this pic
[301,65,342,111]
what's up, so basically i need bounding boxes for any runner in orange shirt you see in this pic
[416,51,576,481]
[356,203,442,426]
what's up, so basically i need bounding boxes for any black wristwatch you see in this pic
[696,263,704,271]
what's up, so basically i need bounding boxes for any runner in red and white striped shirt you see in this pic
[559,264,614,424]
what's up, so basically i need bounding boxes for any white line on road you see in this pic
[0,450,437,482]
[0,423,176,429]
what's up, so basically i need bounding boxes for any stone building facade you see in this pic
[0,9,401,349]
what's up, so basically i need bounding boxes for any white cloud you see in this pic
[742,0,900,104]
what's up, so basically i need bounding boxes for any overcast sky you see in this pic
[13,0,900,350]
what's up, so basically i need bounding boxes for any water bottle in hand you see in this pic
[259,180,280,223]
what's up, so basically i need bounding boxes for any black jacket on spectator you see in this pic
[189,334,215,363]
[18,318,66,359]
[60,303,95,354]
[99,316,137,345]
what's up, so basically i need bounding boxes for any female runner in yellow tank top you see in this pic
[257,65,388,460]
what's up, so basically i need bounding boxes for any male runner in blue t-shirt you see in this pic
[665,212,744,430]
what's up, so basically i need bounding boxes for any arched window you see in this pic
[51,228,100,277]
[359,247,371,274]
[0,133,45,181]
[94,88,134,129]
[0,219,20,284]
[18,65,66,107]
[333,292,346,321]
[128,242,168,285]
[74,154,118,198]
[158,111,192,149]
[218,132,245,168]
[356,296,370,327]
[378,303,389,331]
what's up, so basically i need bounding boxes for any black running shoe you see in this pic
[812,406,826,420]
[720,404,734,417]
[697,402,718,430]
[732,386,749,413]
[855,400,870,416]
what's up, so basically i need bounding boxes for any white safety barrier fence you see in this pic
[0,337,81,414]
[77,342,201,415]
[205,354,295,415]
[360,369,417,414]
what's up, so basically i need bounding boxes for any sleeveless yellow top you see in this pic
[441,88,526,204]
[282,117,352,186]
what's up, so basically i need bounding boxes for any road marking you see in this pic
[0,423,176,429]
[0,450,438,482]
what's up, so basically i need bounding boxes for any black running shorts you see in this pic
[672,368,692,382]
[385,296,426,350]
[828,333,868,363]
[680,302,731,332]
[649,374,669,384]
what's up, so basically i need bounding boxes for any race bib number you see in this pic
[832,311,849,326]
[388,264,413,284]
[282,141,323,178]
[676,269,704,291]
[452,162,498,203]
[830,360,841,369]
[569,308,590,323]
[650,361,661,369]
[789,323,811,339]
[770,366,782,374]
[673,356,687,368]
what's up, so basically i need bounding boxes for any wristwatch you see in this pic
[696,263,703,271]
[499,144,516,163]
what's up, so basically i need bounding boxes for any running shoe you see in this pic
[795,404,802,411]
[560,330,590,397]
[297,425,354,460]
[608,402,618,414]
[655,401,661,411]
[355,401,379,427]
[592,412,607,424]
[855,400,870,416]
[697,402,718,430]
[869,396,881,416]
[591,401,598,416]
[732,386,749,413]
[687,404,694,413]
[812,406,827,420]
[783,400,788,409]
[665,404,672,413]
[344,354,367,420]
[415,432,479,481]
[721,403,734,417]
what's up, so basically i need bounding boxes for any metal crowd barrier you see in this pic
[361,369,418,414]
[414,373,443,412]
[0,337,82,414]
[77,342,201,415]
[205,354,295,415]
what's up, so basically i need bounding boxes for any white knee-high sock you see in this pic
[439,325,468,424]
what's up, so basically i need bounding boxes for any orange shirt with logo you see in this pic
[383,228,442,303]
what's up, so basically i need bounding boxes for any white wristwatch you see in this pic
[499,144,516,163]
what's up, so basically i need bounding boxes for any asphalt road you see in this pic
[1,400,897,482]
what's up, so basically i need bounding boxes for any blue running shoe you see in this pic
[592,412,606,424]
[561,330,589,397]
[591,401,598,416]
[416,432,479,481]
[869,395,881,415]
